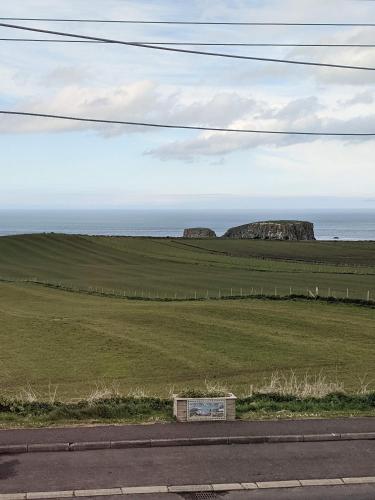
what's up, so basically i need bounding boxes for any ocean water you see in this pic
[0,209,374,240]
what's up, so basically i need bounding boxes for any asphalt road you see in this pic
[1,440,375,494]
[1,417,374,445]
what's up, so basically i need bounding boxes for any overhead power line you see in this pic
[1,17,375,26]
[1,38,375,47]
[1,110,374,136]
[1,22,375,71]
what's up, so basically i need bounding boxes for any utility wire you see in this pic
[1,38,375,47]
[1,22,375,71]
[1,110,374,136]
[1,17,375,26]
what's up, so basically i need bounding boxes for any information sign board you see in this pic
[187,398,226,421]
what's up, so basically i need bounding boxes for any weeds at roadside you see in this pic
[248,370,345,398]
[1,373,374,427]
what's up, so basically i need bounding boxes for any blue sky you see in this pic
[1,0,375,209]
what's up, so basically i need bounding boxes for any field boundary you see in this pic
[1,431,375,455]
[1,276,374,308]
[170,238,375,268]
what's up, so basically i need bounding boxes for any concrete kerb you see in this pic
[28,443,69,453]
[74,489,122,497]
[302,433,341,442]
[300,478,344,486]
[0,445,27,455]
[1,432,375,455]
[26,493,74,499]
[121,486,168,494]
[257,480,301,489]
[69,441,111,452]
[111,440,151,449]
[2,477,375,499]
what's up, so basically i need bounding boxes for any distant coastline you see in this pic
[0,209,374,241]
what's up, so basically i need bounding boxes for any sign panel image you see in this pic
[187,399,226,421]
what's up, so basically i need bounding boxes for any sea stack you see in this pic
[223,221,315,241]
[183,228,217,238]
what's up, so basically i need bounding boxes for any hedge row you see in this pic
[1,392,374,421]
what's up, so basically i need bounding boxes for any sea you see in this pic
[0,209,374,241]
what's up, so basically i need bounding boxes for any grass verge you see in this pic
[1,375,374,428]
[1,393,374,428]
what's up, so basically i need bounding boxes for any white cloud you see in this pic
[339,90,374,106]
[2,79,374,162]
[0,82,268,135]
[274,97,320,120]
[146,95,375,161]
[0,81,165,134]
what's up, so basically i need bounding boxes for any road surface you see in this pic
[1,418,375,498]
[1,440,375,494]
[1,417,375,445]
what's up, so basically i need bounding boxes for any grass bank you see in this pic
[1,391,374,428]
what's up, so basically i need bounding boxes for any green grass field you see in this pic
[1,280,374,398]
[0,234,374,299]
[0,234,374,401]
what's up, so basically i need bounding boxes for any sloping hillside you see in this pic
[0,234,374,298]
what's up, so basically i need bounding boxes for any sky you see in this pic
[1,0,375,209]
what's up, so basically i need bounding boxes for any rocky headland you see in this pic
[183,227,217,238]
[223,220,315,240]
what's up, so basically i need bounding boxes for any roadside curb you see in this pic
[2,476,375,499]
[1,431,375,455]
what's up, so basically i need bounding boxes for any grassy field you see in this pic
[0,280,374,398]
[0,234,374,299]
[0,234,374,404]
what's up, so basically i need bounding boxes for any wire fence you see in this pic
[1,276,374,306]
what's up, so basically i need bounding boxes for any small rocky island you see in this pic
[183,227,217,238]
[223,220,315,240]
[183,221,315,240]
